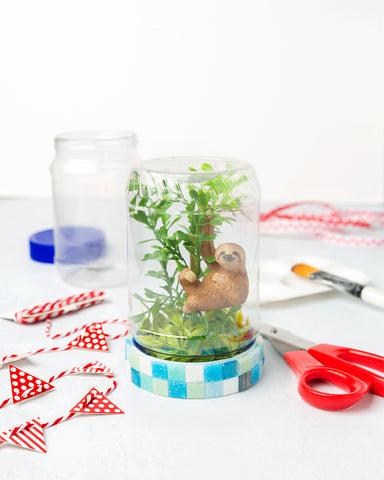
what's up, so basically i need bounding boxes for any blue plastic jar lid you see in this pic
[55,226,106,264]
[29,229,55,264]
[29,227,106,264]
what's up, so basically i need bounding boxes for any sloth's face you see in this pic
[215,243,246,273]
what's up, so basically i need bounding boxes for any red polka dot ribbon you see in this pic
[259,201,384,247]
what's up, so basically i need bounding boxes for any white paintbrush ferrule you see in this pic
[360,286,384,310]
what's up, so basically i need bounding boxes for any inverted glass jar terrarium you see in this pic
[127,157,260,362]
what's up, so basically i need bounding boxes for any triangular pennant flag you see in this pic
[71,361,113,375]
[68,323,109,351]
[70,388,124,415]
[0,418,47,453]
[9,365,55,404]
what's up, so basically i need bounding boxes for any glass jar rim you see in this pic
[55,130,137,148]
[139,156,252,177]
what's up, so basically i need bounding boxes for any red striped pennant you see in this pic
[0,418,47,453]
[70,361,113,375]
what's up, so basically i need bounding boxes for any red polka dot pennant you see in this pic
[68,323,109,351]
[9,365,54,404]
[69,388,124,415]
[0,362,119,454]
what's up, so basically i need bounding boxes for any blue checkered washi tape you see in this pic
[125,335,264,399]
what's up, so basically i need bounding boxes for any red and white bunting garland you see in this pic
[70,388,124,415]
[0,362,122,453]
[68,323,109,351]
[0,319,131,367]
[0,361,115,410]
[259,202,384,247]
[45,317,131,341]
[0,418,47,453]
[9,365,55,404]
[13,290,105,324]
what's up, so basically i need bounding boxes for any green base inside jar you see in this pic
[133,338,256,363]
[133,306,257,363]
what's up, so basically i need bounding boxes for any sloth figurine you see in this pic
[178,218,249,313]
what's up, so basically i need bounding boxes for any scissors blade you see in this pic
[259,323,316,356]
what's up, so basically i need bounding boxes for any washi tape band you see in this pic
[126,334,264,399]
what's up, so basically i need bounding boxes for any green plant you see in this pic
[128,162,255,362]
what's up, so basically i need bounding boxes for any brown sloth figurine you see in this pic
[178,218,249,313]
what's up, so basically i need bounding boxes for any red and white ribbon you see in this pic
[0,319,131,367]
[259,202,384,247]
[0,418,47,453]
[45,317,131,340]
[0,344,74,368]
[69,387,124,415]
[0,361,113,409]
[4,290,106,324]
[0,361,120,452]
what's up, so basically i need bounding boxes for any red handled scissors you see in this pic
[260,324,384,410]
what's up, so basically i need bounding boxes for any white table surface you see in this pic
[0,199,383,480]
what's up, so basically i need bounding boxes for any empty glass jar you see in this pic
[51,130,139,287]
[127,157,260,361]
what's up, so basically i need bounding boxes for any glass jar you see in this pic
[51,130,139,287]
[127,157,260,361]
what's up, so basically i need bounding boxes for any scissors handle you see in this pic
[309,344,384,397]
[284,350,370,410]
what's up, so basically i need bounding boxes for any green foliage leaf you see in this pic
[144,288,159,298]
[189,189,198,201]
[206,216,225,226]
[201,163,214,171]
[146,270,164,279]
[130,312,147,322]
[132,210,148,225]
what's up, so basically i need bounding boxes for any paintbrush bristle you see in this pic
[291,263,320,278]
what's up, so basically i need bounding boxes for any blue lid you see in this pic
[29,229,55,263]
[29,227,106,264]
[55,226,106,264]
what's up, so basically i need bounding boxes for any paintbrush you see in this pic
[291,263,384,310]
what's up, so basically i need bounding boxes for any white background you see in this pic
[0,0,383,202]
